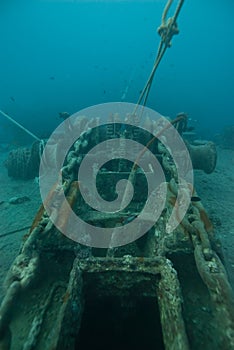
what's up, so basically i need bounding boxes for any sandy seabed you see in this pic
[0,147,233,302]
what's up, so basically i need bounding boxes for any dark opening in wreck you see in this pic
[76,295,164,350]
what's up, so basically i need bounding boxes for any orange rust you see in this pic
[55,181,80,232]
[169,195,176,206]
[62,290,70,304]
[137,256,145,263]
[199,208,213,232]
[187,183,195,195]
[29,180,60,234]
[28,203,45,234]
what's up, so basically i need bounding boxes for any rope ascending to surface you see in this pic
[133,0,185,114]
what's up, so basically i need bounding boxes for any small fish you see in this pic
[59,112,70,120]
[191,196,201,202]
[121,214,137,225]
[10,96,15,102]
[49,76,55,80]
[9,196,30,204]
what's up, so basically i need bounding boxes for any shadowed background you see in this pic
[0,0,233,143]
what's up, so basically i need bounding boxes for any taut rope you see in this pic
[133,0,185,114]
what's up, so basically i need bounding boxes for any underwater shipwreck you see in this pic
[0,1,234,350]
[1,108,234,350]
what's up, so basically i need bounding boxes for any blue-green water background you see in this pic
[0,0,233,143]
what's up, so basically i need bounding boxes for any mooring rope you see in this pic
[0,110,41,142]
[133,0,185,115]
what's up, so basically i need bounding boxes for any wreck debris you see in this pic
[4,140,45,180]
[0,113,233,350]
[186,141,217,174]
[9,196,30,205]
[4,116,217,180]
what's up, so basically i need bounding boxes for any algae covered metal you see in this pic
[0,109,233,350]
